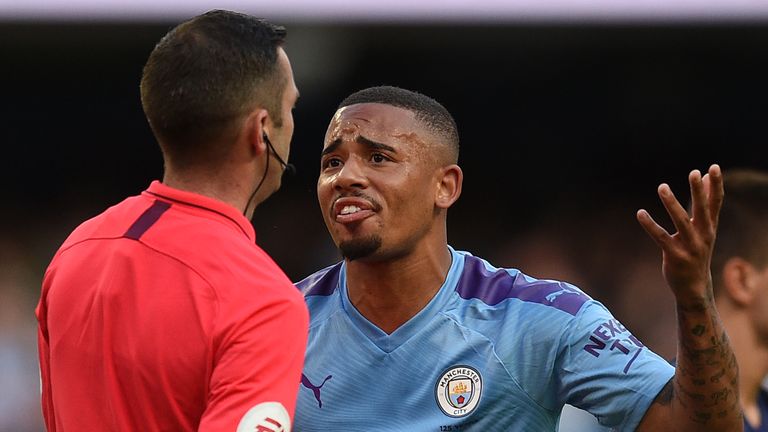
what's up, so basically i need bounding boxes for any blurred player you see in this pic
[36,10,307,432]
[294,85,741,431]
[711,169,768,432]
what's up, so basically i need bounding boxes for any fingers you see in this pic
[689,169,709,229]
[707,164,724,228]
[657,182,693,239]
[690,164,724,232]
[637,209,671,248]
[639,164,722,246]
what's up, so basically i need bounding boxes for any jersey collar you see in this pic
[338,246,465,353]
[144,180,256,242]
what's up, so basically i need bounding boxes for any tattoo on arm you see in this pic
[692,325,706,336]
[665,299,741,430]
[646,295,741,431]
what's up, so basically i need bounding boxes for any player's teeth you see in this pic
[341,205,361,215]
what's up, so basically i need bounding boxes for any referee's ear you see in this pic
[244,108,270,158]
[435,164,463,210]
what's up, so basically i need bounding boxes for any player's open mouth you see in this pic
[333,197,377,224]
[340,205,362,215]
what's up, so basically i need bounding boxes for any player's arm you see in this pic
[635,164,742,432]
[198,290,309,432]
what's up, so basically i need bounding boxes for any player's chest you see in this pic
[294,322,556,431]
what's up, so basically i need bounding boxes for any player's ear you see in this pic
[435,164,463,209]
[721,257,755,306]
[244,108,270,157]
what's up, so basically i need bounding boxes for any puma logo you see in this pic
[301,373,333,408]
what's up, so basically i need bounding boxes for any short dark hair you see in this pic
[140,10,287,169]
[712,168,768,295]
[338,86,460,163]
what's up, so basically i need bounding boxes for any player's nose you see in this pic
[333,156,368,191]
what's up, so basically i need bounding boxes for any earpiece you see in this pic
[262,132,295,176]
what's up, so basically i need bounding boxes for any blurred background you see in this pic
[2,1,768,430]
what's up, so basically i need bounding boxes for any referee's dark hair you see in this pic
[140,10,287,170]
[338,86,460,164]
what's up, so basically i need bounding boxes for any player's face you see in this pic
[749,264,768,343]
[266,47,299,190]
[318,103,442,261]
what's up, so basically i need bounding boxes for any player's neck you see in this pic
[345,242,452,334]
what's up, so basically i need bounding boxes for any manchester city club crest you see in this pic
[435,365,483,418]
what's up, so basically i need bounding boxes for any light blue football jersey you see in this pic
[294,247,674,431]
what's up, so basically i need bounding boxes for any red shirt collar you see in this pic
[144,180,256,242]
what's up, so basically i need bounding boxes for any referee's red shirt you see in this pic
[36,181,309,431]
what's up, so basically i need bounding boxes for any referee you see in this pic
[36,10,307,432]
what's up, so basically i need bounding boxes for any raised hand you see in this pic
[636,164,724,301]
[635,164,741,432]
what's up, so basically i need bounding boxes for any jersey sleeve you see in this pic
[556,301,674,431]
[198,291,309,432]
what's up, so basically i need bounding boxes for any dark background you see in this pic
[4,22,768,272]
[1,19,767,430]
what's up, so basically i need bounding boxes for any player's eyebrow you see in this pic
[321,136,397,157]
[321,139,342,157]
[357,136,396,153]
